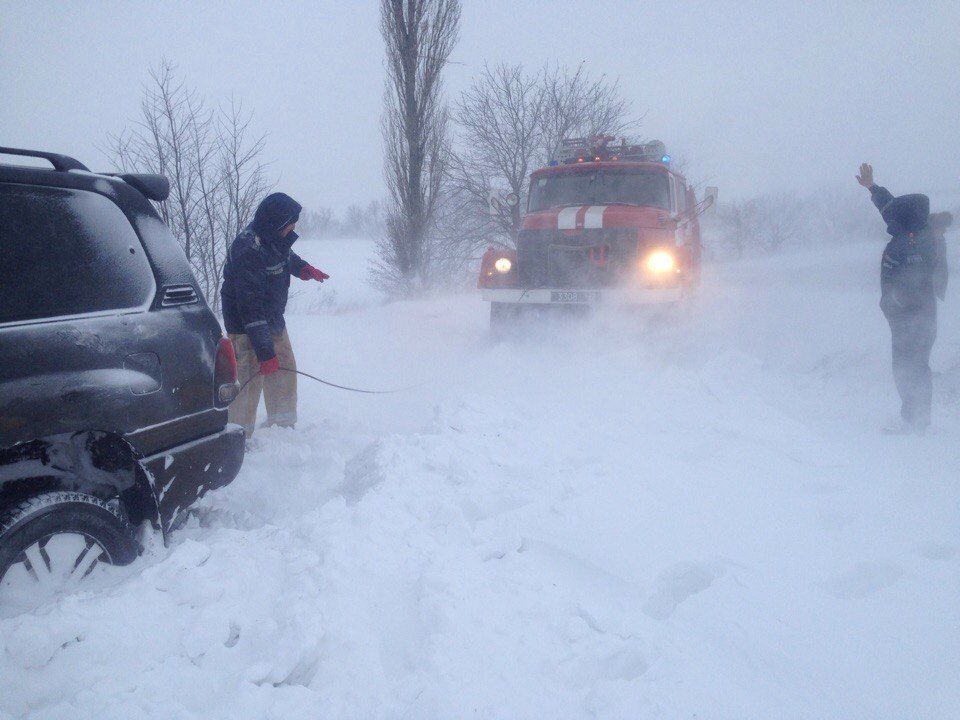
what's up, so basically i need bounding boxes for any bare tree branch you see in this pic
[443,61,639,261]
[375,0,461,294]
[106,61,270,312]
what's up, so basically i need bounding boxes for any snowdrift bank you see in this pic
[2,241,958,719]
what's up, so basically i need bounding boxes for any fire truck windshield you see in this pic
[528,170,671,212]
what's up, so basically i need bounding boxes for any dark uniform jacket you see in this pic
[870,186,936,318]
[221,193,307,361]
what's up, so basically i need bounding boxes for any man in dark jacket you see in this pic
[857,163,938,433]
[221,192,329,437]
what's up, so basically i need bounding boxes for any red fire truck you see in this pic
[478,137,716,328]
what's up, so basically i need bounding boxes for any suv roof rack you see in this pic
[0,146,90,172]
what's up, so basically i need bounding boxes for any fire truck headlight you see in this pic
[645,250,676,274]
[494,257,513,273]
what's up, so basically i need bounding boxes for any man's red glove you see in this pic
[260,356,279,375]
[300,264,330,282]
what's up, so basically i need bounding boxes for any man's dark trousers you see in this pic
[887,307,936,429]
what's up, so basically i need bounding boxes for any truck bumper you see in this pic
[140,423,246,533]
[480,286,683,305]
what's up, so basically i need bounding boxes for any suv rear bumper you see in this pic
[139,424,245,533]
[481,286,682,305]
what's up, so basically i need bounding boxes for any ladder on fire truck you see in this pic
[555,136,669,164]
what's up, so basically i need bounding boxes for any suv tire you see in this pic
[0,491,139,611]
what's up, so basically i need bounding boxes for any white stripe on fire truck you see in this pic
[583,205,605,229]
[557,206,580,230]
[575,205,589,228]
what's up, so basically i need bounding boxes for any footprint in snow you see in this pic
[340,441,386,504]
[565,614,649,683]
[642,561,722,621]
[820,561,903,599]
[597,644,648,681]
[913,542,956,561]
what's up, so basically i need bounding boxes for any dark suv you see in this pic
[0,147,244,611]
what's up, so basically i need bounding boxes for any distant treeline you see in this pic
[702,189,891,260]
[297,201,386,240]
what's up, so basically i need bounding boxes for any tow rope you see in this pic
[233,366,414,400]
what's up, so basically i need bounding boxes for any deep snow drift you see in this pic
[2,238,958,719]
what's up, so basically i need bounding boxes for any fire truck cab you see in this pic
[478,136,716,327]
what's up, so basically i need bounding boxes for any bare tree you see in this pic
[539,63,636,166]
[363,199,387,237]
[298,208,335,238]
[446,62,637,258]
[426,188,493,275]
[710,198,758,259]
[449,64,546,246]
[343,204,366,235]
[107,62,269,312]
[707,192,878,259]
[755,194,803,253]
[375,0,461,294]
[298,201,386,240]
[710,196,801,258]
[196,100,270,310]
[106,61,204,259]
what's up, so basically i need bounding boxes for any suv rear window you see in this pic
[0,183,155,324]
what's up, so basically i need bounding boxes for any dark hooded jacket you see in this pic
[221,193,308,361]
[870,186,937,318]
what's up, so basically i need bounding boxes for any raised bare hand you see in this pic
[856,163,874,188]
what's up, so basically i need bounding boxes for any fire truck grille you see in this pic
[517,228,640,288]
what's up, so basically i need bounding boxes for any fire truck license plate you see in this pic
[551,290,601,304]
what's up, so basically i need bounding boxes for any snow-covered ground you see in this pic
[3,237,959,719]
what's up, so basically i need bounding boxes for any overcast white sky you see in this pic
[3,1,958,211]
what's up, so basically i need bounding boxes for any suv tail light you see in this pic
[215,337,238,406]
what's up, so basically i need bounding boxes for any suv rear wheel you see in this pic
[0,492,138,613]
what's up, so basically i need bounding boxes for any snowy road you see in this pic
[2,239,959,719]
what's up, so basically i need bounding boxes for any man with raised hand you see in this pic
[221,192,330,438]
[857,163,938,434]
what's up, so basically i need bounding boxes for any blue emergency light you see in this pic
[661,154,671,164]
